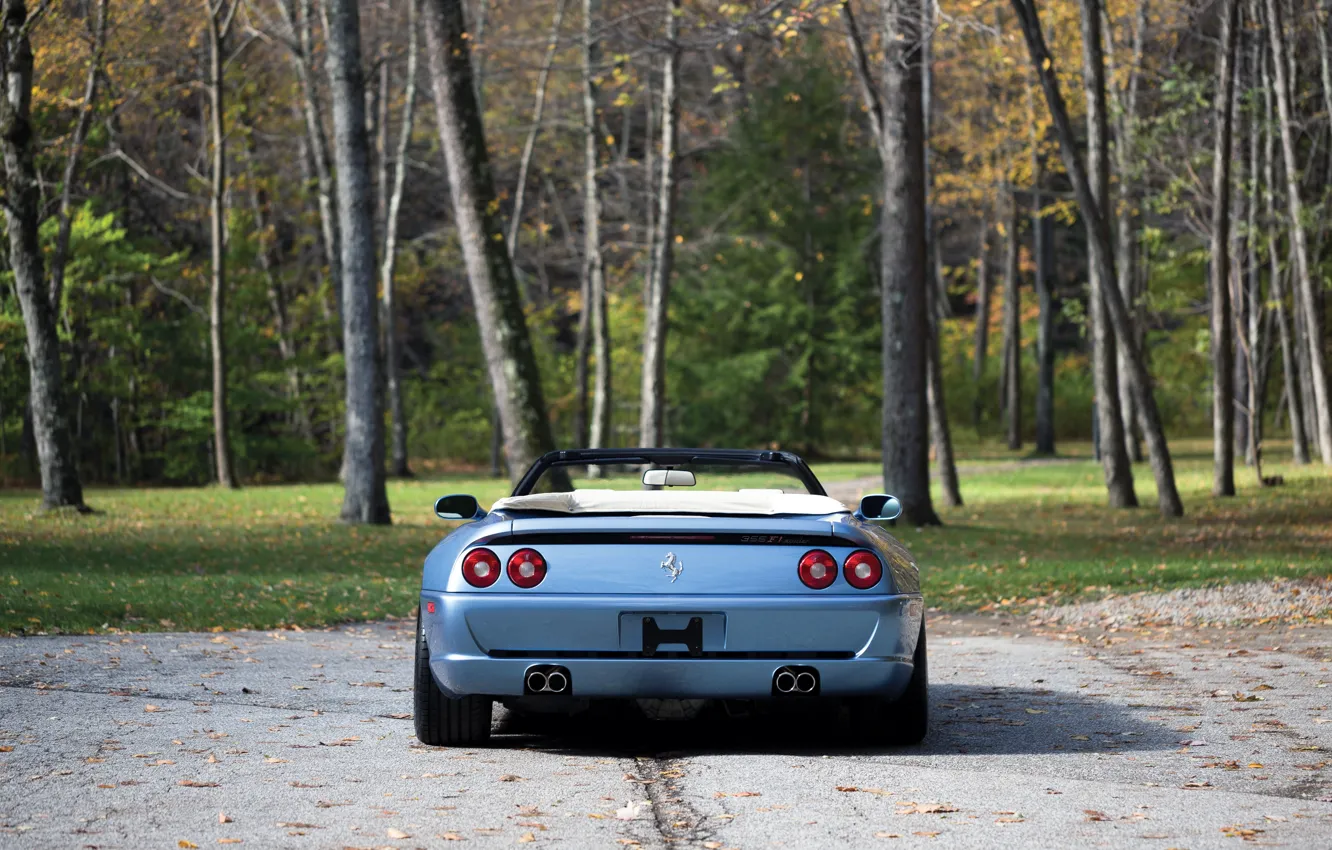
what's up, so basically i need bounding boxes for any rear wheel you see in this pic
[414,611,492,746]
[849,621,928,745]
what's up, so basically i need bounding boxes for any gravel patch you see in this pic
[1032,576,1332,629]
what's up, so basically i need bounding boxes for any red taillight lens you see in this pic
[843,550,883,589]
[506,548,547,588]
[798,549,838,589]
[461,548,502,587]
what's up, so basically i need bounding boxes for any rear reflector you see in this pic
[798,549,838,589]
[506,548,548,588]
[843,549,883,589]
[462,548,502,588]
[426,601,436,614]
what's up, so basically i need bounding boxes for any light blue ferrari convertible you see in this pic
[414,449,927,745]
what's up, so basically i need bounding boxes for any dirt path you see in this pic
[2,617,1328,848]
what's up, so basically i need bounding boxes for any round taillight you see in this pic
[798,549,838,590]
[461,548,501,587]
[506,548,547,588]
[843,550,883,590]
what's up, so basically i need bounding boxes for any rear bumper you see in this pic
[420,590,924,699]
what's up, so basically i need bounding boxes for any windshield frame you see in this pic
[512,449,827,497]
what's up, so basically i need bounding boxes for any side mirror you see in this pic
[857,494,902,521]
[642,468,696,487]
[435,494,486,521]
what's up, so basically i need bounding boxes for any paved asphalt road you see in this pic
[1,616,1329,849]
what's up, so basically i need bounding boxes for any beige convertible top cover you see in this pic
[490,489,849,516]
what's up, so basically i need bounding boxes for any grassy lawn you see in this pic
[2,440,1328,635]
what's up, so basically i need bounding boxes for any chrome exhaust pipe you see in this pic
[545,670,568,694]
[525,670,548,692]
[774,670,797,693]
[794,671,816,694]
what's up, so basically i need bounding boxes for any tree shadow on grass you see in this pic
[488,681,1177,758]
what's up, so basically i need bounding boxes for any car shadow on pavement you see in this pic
[488,682,1178,757]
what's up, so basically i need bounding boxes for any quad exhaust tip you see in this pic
[772,665,819,696]
[524,665,571,695]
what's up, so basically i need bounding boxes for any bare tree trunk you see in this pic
[3,0,87,511]
[1210,0,1239,497]
[921,0,960,503]
[927,281,962,506]
[204,0,238,489]
[639,0,681,449]
[1077,0,1137,507]
[422,0,567,485]
[50,0,109,311]
[1031,137,1056,454]
[572,252,592,447]
[1104,0,1148,464]
[382,0,419,478]
[1261,56,1309,464]
[1011,0,1184,517]
[642,68,656,298]
[878,0,939,525]
[507,0,567,260]
[1264,0,1332,462]
[326,0,390,523]
[971,207,992,429]
[584,0,612,462]
[1001,192,1022,450]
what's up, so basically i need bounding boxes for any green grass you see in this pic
[2,441,1328,634]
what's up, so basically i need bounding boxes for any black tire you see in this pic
[414,612,492,746]
[850,621,928,745]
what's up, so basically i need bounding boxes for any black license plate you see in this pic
[641,615,703,657]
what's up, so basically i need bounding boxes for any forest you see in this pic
[2,0,1330,527]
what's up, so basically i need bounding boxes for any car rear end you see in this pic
[418,515,924,703]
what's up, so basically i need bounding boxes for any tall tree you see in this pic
[202,0,240,489]
[1001,192,1022,450]
[971,209,992,429]
[1031,125,1056,455]
[1010,0,1184,517]
[1104,0,1149,464]
[1260,52,1308,465]
[1209,0,1240,497]
[1078,0,1136,508]
[922,0,961,507]
[846,0,939,525]
[422,0,567,483]
[584,0,612,458]
[639,0,681,448]
[326,0,390,523]
[1262,0,1332,463]
[507,0,567,260]
[5,0,87,511]
[382,0,420,479]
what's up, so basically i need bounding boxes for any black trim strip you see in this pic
[487,650,856,660]
[488,532,835,546]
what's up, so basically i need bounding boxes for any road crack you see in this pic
[634,755,719,848]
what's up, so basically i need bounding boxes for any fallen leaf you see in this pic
[615,801,645,820]
[277,822,322,829]
[218,812,232,824]
[874,833,902,839]
[178,842,198,849]
[1071,735,1090,741]
[0,746,13,753]
[1084,810,1109,822]
[498,774,523,782]
[386,828,411,839]
[218,840,243,845]
[996,817,1025,823]
[1025,708,1047,714]
[897,802,959,815]
[518,834,536,844]
[438,832,466,840]
[263,757,288,764]
[178,780,220,788]
[146,705,162,713]
[912,832,941,838]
